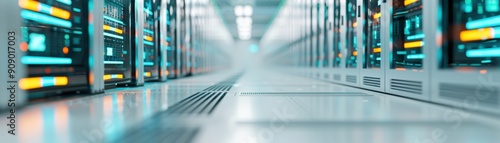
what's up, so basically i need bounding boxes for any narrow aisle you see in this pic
[2,69,499,143]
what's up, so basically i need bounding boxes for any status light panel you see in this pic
[364,0,382,69]
[166,0,176,78]
[144,0,159,78]
[332,0,342,67]
[18,0,87,90]
[445,0,500,68]
[392,0,424,69]
[322,3,329,67]
[103,0,131,81]
[346,0,358,68]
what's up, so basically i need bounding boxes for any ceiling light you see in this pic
[243,5,253,16]
[234,5,243,16]
[236,17,252,25]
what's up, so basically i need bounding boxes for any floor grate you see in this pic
[239,92,370,96]
[166,92,227,114]
[117,127,199,143]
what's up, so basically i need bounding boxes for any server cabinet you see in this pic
[4,0,105,100]
[329,0,344,82]
[359,0,386,91]
[335,0,361,86]
[103,0,134,86]
[142,0,161,81]
[167,0,178,78]
[431,0,500,114]
[385,0,431,100]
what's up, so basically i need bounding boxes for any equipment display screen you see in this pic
[443,0,500,68]
[345,0,358,68]
[144,0,159,79]
[166,0,176,77]
[103,0,132,81]
[19,0,86,68]
[18,0,89,90]
[391,0,424,70]
[332,0,342,67]
[364,0,382,69]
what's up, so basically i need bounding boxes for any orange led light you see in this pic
[62,47,69,54]
[373,47,381,53]
[353,51,358,56]
[20,42,28,52]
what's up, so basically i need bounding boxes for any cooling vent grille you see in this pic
[118,127,199,143]
[334,74,341,81]
[346,75,357,83]
[439,83,499,106]
[363,76,381,88]
[390,79,423,95]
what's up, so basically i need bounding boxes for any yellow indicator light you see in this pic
[352,22,357,28]
[144,36,153,42]
[404,41,424,49]
[19,76,68,90]
[373,47,381,53]
[373,13,381,19]
[404,0,418,6]
[145,72,151,77]
[103,74,124,80]
[353,51,358,56]
[19,0,71,20]
[103,25,123,34]
[460,28,493,42]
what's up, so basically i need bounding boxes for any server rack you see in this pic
[317,0,331,79]
[4,0,105,100]
[431,0,500,114]
[142,0,160,81]
[385,0,431,100]
[103,0,134,86]
[166,0,178,78]
[156,0,168,81]
[334,0,361,86]
[328,0,344,82]
[359,0,387,91]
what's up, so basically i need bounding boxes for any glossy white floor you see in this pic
[1,69,500,143]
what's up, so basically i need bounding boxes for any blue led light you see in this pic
[466,15,500,29]
[103,16,124,24]
[144,62,154,66]
[21,10,72,28]
[41,77,56,87]
[406,33,425,40]
[22,56,73,65]
[144,41,154,46]
[406,54,425,59]
[144,29,154,34]
[396,51,407,55]
[104,61,124,64]
[57,0,72,5]
[29,33,47,52]
[466,48,500,57]
[104,32,124,39]
[481,60,492,63]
